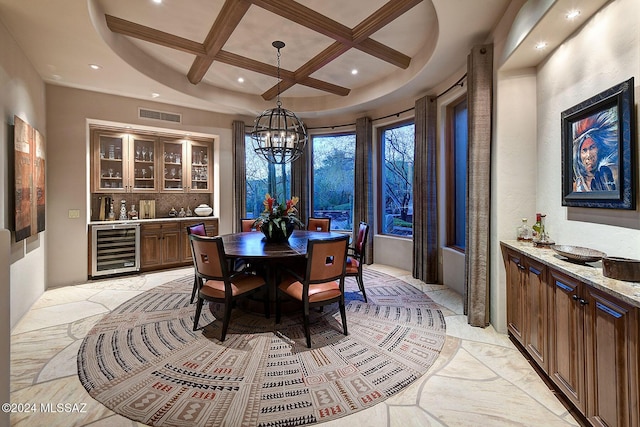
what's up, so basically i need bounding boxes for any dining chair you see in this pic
[346,222,369,303]
[241,218,262,232]
[307,217,331,232]
[186,222,207,304]
[276,234,349,348]
[189,234,269,341]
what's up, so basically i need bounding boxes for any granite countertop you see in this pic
[89,216,218,225]
[501,240,640,308]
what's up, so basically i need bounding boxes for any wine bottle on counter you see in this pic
[532,213,542,238]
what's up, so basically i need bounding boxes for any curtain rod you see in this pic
[250,73,468,131]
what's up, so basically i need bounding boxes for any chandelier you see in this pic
[251,41,308,164]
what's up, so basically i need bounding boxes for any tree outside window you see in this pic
[380,122,414,237]
[245,135,290,218]
[311,134,355,231]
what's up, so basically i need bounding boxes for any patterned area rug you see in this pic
[78,269,446,426]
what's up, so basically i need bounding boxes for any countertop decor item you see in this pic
[602,256,640,282]
[550,244,607,263]
[194,204,212,216]
[255,193,303,243]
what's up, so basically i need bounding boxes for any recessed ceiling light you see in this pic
[152,0,162,4]
[535,41,548,50]
[566,9,580,20]
[237,77,245,83]
[89,64,101,70]
[151,92,160,98]
[351,69,358,75]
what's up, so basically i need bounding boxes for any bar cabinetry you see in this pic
[502,241,638,427]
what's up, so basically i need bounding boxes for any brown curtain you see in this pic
[413,96,438,283]
[232,120,246,233]
[465,44,493,327]
[354,117,374,264]
[291,146,309,225]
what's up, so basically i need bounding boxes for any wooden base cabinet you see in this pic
[140,222,181,269]
[583,285,638,427]
[140,218,218,271]
[549,269,587,412]
[503,246,549,371]
[502,242,639,427]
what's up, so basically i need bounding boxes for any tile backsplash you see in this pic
[91,192,212,221]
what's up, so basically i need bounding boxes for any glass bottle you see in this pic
[128,204,138,220]
[119,200,128,221]
[539,214,547,242]
[532,213,542,238]
[516,218,532,241]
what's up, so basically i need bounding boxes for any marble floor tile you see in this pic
[11,300,108,335]
[9,265,578,427]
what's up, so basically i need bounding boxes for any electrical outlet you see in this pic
[68,209,80,219]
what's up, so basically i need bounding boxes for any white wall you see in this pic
[492,71,538,332]
[492,0,640,332]
[0,19,47,329]
[535,0,640,257]
[0,229,10,427]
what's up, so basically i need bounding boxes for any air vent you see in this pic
[138,108,182,124]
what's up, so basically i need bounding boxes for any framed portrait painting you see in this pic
[561,77,635,209]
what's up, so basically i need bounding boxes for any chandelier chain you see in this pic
[276,47,282,108]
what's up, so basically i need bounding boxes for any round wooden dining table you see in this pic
[220,229,347,260]
[219,230,348,312]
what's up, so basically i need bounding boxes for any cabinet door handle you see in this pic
[572,294,579,301]
[517,263,525,270]
[579,298,588,305]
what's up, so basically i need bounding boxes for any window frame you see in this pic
[445,95,467,253]
[376,118,415,238]
[244,133,291,219]
[309,131,356,231]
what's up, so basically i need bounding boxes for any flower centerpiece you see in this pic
[255,193,303,243]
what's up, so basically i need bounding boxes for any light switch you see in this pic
[68,209,80,219]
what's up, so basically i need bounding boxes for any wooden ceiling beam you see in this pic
[105,15,205,55]
[249,0,352,44]
[188,0,252,84]
[356,39,411,69]
[216,51,348,98]
[352,0,423,42]
[261,42,349,100]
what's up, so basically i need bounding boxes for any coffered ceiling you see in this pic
[0,0,512,119]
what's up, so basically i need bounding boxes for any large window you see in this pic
[311,133,355,231]
[446,97,467,250]
[379,121,414,237]
[245,135,290,218]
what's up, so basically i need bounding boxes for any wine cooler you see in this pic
[91,223,140,277]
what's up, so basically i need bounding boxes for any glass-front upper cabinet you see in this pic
[131,136,156,191]
[161,139,212,193]
[162,140,185,192]
[188,140,211,192]
[95,132,126,192]
[92,130,158,193]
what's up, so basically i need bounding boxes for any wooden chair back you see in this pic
[189,235,227,280]
[186,222,206,236]
[354,222,369,256]
[305,235,349,284]
[241,218,262,232]
[307,217,331,232]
